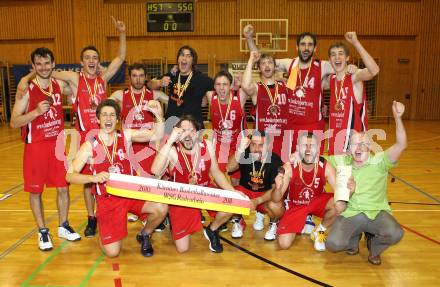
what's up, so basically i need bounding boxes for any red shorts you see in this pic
[277,193,333,235]
[235,185,267,214]
[168,205,203,240]
[291,121,325,154]
[131,142,157,177]
[96,195,146,245]
[24,140,67,193]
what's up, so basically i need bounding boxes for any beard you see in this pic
[299,51,313,63]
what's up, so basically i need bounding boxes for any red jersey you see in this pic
[171,140,212,187]
[74,73,106,132]
[288,157,327,206]
[255,81,291,158]
[121,86,155,130]
[211,90,245,146]
[23,78,64,143]
[287,59,324,124]
[90,132,132,196]
[329,74,368,155]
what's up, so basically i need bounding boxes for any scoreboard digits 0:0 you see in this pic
[147,1,194,32]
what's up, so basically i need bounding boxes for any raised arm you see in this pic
[102,17,126,83]
[242,51,259,104]
[151,127,182,177]
[345,32,379,84]
[226,136,250,173]
[153,90,169,104]
[386,101,407,163]
[15,71,35,99]
[51,70,79,89]
[271,163,291,203]
[66,142,109,185]
[243,24,258,52]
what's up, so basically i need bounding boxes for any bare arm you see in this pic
[276,58,295,73]
[243,24,258,52]
[226,136,250,173]
[271,163,291,203]
[153,90,169,104]
[387,101,407,163]
[102,17,126,83]
[10,90,48,128]
[51,70,79,89]
[345,32,379,84]
[126,100,164,142]
[109,90,123,108]
[15,71,35,99]
[242,51,259,104]
[151,127,182,176]
[66,142,109,185]
[239,88,249,109]
[207,140,235,191]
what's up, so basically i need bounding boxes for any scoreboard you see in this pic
[147,2,194,32]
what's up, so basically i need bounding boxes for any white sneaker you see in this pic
[58,225,81,241]
[253,211,265,231]
[38,229,53,251]
[301,215,315,234]
[128,214,139,222]
[311,228,327,252]
[231,218,246,239]
[264,221,277,241]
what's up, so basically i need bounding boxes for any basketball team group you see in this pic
[10,18,407,266]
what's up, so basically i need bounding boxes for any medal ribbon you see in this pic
[179,142,199,178]
[261,81,279,107]
[251,153,267,182]
[98,133,117,166]
[34,77,53,98]
[334,74,346,105]
[84,74,99,106]
[297,58,313,89]
[299,161,318,188]
[176,72,193,101]
[130,86,146,114]
[216,92,233,125]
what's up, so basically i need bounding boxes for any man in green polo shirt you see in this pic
[326,101,407,265]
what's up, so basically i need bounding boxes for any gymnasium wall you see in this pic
[0,0,438,120]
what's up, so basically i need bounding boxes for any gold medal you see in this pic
[34,77,54,105]
[174,72,193,107]
[334,75,346,112]
[262,82,280,117]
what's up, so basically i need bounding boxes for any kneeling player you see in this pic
[272,132,355,251]
[66,99,168,258]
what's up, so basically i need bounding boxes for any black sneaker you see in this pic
[154,221,166,232]
[201,213,206,224]
[84,216,97,238]
[203,224,223,253]
[140,234,154,257]
[218,223,228,233]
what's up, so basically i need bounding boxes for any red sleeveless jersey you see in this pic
[210,90,245,146]
[328,74,368,155]
[90,132,132,196]
[22,78,64,143]
[255,81,291,157]
[121,86,155,130]
[74,73,106,132]
[171,140,212,187]
[288,157,327,205]
[287,59,324,124]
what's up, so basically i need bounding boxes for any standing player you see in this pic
[226,130,283,240]
[243,25,333,153]
[151,115,241,253]
[242,51,291,162]
[66,99,167,258]
[206,70,247,185]
[271,132,354,251]
[163,46,214,127]
[10,47,80,251]
[327,32,379,155]
[51,17,127,237]
[110,62,168,177]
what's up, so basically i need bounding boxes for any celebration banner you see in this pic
[106,173,251,215]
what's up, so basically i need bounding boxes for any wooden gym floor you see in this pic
[0,120,439,287]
